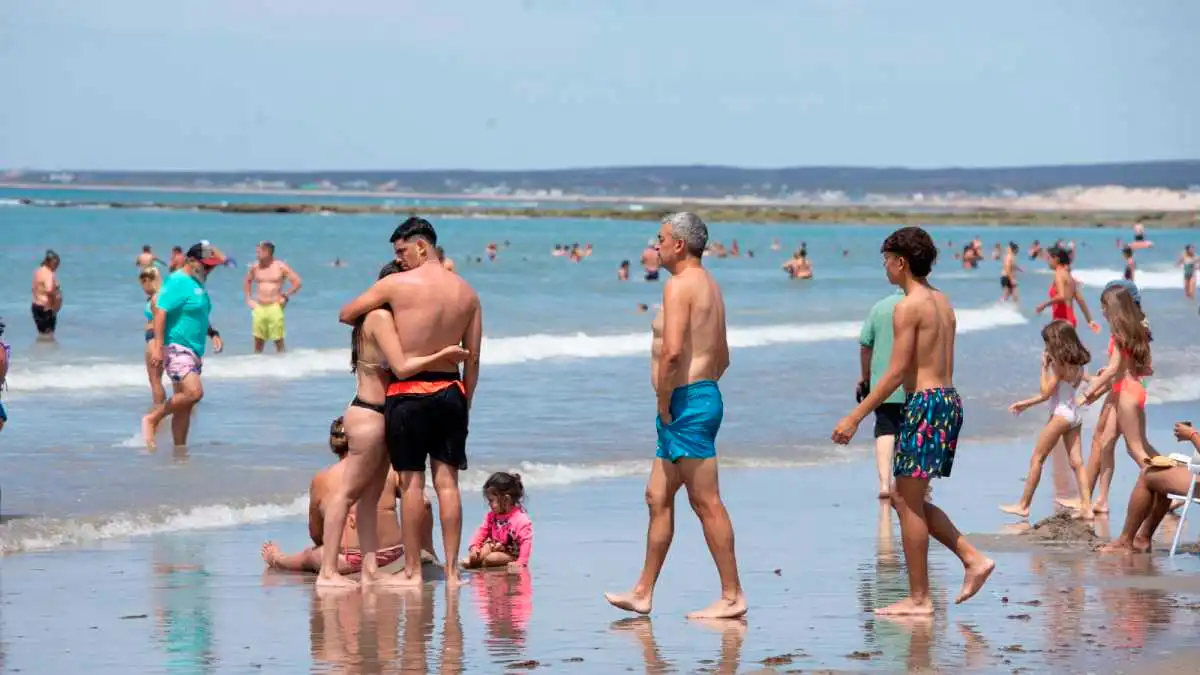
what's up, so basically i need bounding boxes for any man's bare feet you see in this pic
[1078,508,1095,521]
[686,593,747,620]
[1132,535,1152,553]
[999,503,1030,518]
[1056,497,1080,510]
[261,541,282,568]
[1093,502,1110,514]
[955,557,995,605]
[141,415,157,450]
[605,590,652,615]
[875,596,934,616]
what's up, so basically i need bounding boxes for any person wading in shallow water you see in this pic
[30,250,62,340]
[141,242,227,450]
[605,212,746,620]
[832,226,995,616]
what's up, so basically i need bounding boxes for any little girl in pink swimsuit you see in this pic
[463,472,533,572]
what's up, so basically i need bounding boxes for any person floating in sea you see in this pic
[244,241,302,354]
[605,212,746,620]
[139,267,167,408]
[859,290,906,499]
[618,260,631,281]
[141,242,227,450]
[261,416,437,574]
[832,226,995,616]
[30,250,62,341]
[462,472,534,572]
[1000,242,1022,303]
[1127,222,1153,250]
[1177,244,1197,300]
[337,217,482,589]
[1002,320,1094,520]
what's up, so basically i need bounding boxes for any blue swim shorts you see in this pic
[656,380,723,462]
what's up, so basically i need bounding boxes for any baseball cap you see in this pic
[186,240,226,267]
[1104,279,1141,305]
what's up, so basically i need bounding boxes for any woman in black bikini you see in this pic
[315,262,468,588]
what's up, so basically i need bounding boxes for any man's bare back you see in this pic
[372,263,478,372]
[896,285,955,394]
[654,267,729,394]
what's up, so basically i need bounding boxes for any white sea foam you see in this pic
[0,456,841,554]
[6,306,1027,394]
[1148,373,1200,406]
[1070,267,1183,291]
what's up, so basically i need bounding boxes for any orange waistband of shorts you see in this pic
[386,379,465,397]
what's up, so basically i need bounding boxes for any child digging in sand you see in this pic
[1002,320,1094,520]
[462,472,533,572]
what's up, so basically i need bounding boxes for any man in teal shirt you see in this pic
[142,241,226,450]
[858,291,905,499]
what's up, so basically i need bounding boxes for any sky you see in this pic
[2,0,1198,171]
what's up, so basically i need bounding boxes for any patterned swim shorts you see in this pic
[894,387,963,479]
[165,344,203,382]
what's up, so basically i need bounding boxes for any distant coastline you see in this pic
[6,188,1198,228]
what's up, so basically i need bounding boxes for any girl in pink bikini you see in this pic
[463,472,534,572]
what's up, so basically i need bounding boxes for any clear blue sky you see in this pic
[2,0,1197,171]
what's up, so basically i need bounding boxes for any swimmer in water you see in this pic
[1122,246,1135,282]
[783,250,813,280]
[1127,222,1154,250]
[618,260,631,281]
[31,250,62,341]
[641,240,660,281]
[135,245,166,269]
[1177,244,1197,300]
[1000,242,1022,303]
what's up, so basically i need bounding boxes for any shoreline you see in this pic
[5,189,1199,228]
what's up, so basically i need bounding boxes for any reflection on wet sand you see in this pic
[610,616,746,675]
[309,586,464,675]
[471,568,533,663]
[152,539,216,673]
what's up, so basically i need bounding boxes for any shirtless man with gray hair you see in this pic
[606,212,747,619]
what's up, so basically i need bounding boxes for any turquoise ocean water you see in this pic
[0,186,1198,554]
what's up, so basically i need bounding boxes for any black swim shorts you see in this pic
[644,269,660,281]
[31,303,57,335]
[1000,275,1014,290]
[873,402,905,439]
[384,372,469,472]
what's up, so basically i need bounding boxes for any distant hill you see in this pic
[4,161,1199,199]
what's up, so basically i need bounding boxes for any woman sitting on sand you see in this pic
[261,417,438,573]
[1003,320,1094,520]
[314,261,469,586]
[1101,422,1200,554]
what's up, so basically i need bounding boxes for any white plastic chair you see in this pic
[1168,450,1200,557]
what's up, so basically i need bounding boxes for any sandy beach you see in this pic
[5,433,1200,674]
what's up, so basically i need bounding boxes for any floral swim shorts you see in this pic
[894,387,963,480]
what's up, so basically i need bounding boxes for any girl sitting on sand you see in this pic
[1003,320,1095,520]
[462,472,533,572]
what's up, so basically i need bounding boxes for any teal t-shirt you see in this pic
[859,292,906,405]
[156,270,211,357]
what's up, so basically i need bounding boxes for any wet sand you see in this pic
[3,441,1200,673]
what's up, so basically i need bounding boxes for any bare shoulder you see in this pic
[363,307,392,331]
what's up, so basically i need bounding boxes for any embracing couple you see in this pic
[317,217,483,590]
